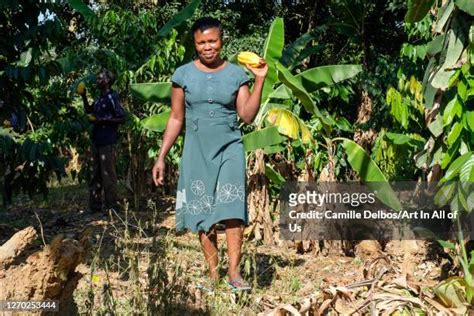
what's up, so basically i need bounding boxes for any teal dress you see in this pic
[171,61,250,232]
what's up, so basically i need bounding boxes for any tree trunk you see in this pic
[247,149,273,244]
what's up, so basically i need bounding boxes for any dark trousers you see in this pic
[89,144,119,211]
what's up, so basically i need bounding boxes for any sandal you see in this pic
[196,278,218,294]
[227,277,252,292]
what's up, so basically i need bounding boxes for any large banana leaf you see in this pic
[142,111,171,132]
[297,65,362,92]
[269,64,362,100]
[341,138,402,211]
[130,82,171,103]
[276,62,327,123]
[157,0,201,37]
[242,126,285,152]
[261,17,284,103]
[265,108,313,144]
[265,108,299,139]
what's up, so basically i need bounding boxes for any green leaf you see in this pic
[405,0,435,22]
[261,18,285,104]
[387,87,409,129]
[447,122,463,147]
[443,98,462,126]
[385,132,425,147]
[141,111,171,132]
[157,0,201,37]
[242,126,285,152]
[448,69,461,88]
[438,239,456,250]
[443,29,464,70]
[435,182,456,205]
[276,62,322,119]
[335,117,353,132]
[443,152,472,181]
[295,65,362,92]
[428,114,444,137]
[424,81,437,109]
[435,1,455,33]
[455,0,474,15]
[130,82,171,103]
[432,69,456,89]
[466,111,474,131]
[460,153,474,182]
[265,164,285,185]
[281,29,317,67]
[341,138,402,211]
[269,85,292,99]
[264,144,285,154]
[427,35,447,56]
[67,0,96,21]
[458,80,468,101]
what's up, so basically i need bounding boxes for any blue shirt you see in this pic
[92,91,125,146]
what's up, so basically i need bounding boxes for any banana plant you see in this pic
[238,18,401,210]
[405,0,474,308]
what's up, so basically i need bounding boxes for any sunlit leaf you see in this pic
[341,138,402,211]
[296,65,362,92]
[261,17,285,103]
[141,111,170,132]
[265,108,299,139]
[442,152,472,182]
[242,126,285,152]
[130,82,171,103]
[460,154,474,182]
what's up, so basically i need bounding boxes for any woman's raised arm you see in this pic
[235,62,268,124]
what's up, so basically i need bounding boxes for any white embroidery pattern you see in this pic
[216,183,238,203]
[200,195,214,214]
[191,180,205,196]
[187,199,203,215]
[180,181,244,215]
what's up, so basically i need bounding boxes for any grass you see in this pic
[1,184,451,314]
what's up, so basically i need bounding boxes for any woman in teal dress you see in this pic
[152,17,268,290]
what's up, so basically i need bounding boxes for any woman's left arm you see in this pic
[236,62,268,124]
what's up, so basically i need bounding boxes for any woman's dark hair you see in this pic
[191,17,223,38]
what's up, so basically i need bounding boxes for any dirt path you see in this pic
[0,185,459,314]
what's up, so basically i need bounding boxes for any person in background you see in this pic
[81,69,125,213]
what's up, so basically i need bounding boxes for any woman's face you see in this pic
[194,27,222,65]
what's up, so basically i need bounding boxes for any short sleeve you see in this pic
[171,66,185,88]
[236,66,250,87]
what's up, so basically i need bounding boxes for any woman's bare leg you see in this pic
[199,228,219,281]
[223,219,244,280]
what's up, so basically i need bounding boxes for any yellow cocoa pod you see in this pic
[87,114,96,121]
[237,51,262,68]
[77,82,86,95]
